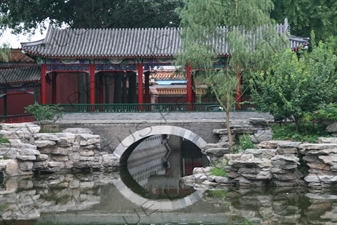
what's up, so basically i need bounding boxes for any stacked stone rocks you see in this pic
[0,172,119,221]
[262,141,304,187]
[184,140,305,188]
[300,138,337,188]
[224,150,274,187]
[0,123,119,177]
[212,118,273,145]
[0,123,41,177]
[34,128,118,172]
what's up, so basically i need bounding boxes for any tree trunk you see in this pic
[226,108,233,149]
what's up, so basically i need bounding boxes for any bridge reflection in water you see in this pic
[5,134,337,224]
[120,133,209,205]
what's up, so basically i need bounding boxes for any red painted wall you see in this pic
[0,93,35,115]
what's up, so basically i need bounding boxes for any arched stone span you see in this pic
[114,125,207,161]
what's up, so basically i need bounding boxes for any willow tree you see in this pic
[0,43,10,62]
[176,0,287,148]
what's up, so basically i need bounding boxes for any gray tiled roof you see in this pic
[0,66,40,84]
[21,22,308,59]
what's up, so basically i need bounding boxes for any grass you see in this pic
[210,167,227,177]
[271,122,330,143]
[0,135,10,144]
[239,134,256,150]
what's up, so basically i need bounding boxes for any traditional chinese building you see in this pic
[0,19,308,119]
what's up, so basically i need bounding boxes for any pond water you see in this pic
[1,167,337,225]
[1,138,336,225]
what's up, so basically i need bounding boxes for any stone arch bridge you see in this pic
[56,112,273,159]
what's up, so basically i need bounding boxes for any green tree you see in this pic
[250,37,337,131]
[0,43,10,62]
[271,0,337,42]
[0,0,182,34]
[176,0,286,148]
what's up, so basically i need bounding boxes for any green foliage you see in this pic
[210,167,227,177]
[303,103,337,124]
[208,189,227,200]
[250,34,337,131]
[0,0,182,34]
[176,0,285,148]
[0,43,10,62]
[271,0,337,42]
[1,155,9,160]
[0,134,10,144]
[24,102,64,123]
[239,134,256,150]
[271,123,330,143]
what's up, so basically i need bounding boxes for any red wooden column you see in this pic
[144,72,150,105]
[99,73,104,104]
[235,72,242,110]
[137,63,144,111]
[52,72,57,104]
[89,63,96,110]
[186,64,194,110]
[41,64,47,104]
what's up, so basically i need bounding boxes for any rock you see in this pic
[258,141,279,149]
[193,167,211,174]
[75,134,100,146]
[307,163,330,171]
[278,141,302,148]
[232,128,258,134]
[80,182,95,189]
[225,154,255,162]
[52,155,69,162]
[33,161,48,169]
[51,147,71,155]
[194,173,208,182]
[251,129,273,143]
[214,176,229,184]
[277,147,298,154]
[69,152,80,162]
[36,154,49,161]
[34,133,58,141]
[201,180,218,187]
[0,123,40,133]
[318,137,337,144]
[249,118,269,126]
[3,160,20,176]
[202,142,229,150]
[55,133,75,147]
[35,140,56,148]
[16,155,36,161]
[79,150,95,157]
[47,161,64,168]
[69,179,80,189]
[326,123,337,133]
[213,129,228,135]
[245,149,277,159]
[19,161,34,171]
[299,143,337,151]
[205,148,230,157]
[19,179,33,189]
[19,149,40,156]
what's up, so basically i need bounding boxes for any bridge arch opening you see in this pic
[114,126,209,210]
[115,126,208,169]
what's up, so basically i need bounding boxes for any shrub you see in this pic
[0,134,10,144]
[25,102,64,123]
[239,134,256,150]
[271,123,330,143]
[210,167,227,177]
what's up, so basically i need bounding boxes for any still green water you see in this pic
[1,170,336,225]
